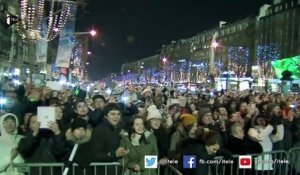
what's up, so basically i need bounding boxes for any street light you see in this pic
[212,41,219,48]
[162,57,167,63]
[162,57,168,81]
[210,31,219,74]
[73,29,97,36]
[90,30,97,36]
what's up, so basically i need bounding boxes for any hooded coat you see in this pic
[63,128,93,175]
[0,113,24,175]
[65,128,93,167]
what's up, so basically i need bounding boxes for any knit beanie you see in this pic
[71,118,87,131]
[147,105,162,121]
[180,113,197,128]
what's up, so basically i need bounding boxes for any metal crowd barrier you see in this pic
[13,148,300,175]
[288,147,300,175]
[14,162,122,175]
[13,162,182,175]
[215,150,289,175]
[161,165,183,175]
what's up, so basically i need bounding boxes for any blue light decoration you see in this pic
[257,44,281,62]
[144,68,157,82]
[172,59,190,82]
[227,46,249,77]
[256,44,281,78]
[190,61,209,82]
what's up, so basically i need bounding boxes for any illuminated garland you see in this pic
[16,0,71,42]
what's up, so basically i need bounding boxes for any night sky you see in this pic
[76,0,273,80]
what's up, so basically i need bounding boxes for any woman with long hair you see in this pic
[120,115,158,175]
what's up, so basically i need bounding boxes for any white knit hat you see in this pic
[147,105,162,121]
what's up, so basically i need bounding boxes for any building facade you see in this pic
[0,0,35,82]
[121,0,300,84]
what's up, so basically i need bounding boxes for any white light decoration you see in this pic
[16,0,72,42]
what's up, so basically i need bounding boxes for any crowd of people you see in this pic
[0,81,299,175]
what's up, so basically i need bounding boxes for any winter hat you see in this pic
[180,113,197,128]
[147,105,162,121]
[71,118,87,131]
[198,108,211,118]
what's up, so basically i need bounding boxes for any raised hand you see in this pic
[47,121,61,135]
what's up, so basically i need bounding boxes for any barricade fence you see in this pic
[213,148,300,175]
[14,162,182,175]
[13,147,300,175]
[288,147,300,175]
[214,150,289,175]
[162,165,183,175]
[14,162,122,175]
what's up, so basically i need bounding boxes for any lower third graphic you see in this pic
[183,155,196,169]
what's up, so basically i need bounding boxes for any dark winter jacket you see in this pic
[179,138,232,175]
[89,109,104,127]
[17,130,66,175]
[118,102,139,129]
[91,119,122,162]
[63,128,93,175]
[90,119,123,175]
[282,119,294,151]
[65,128,93,166]
[226,135,263,155]
[18,130,65,162]
[153,128,170,158]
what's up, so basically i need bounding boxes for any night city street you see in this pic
[0,0,300,175]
